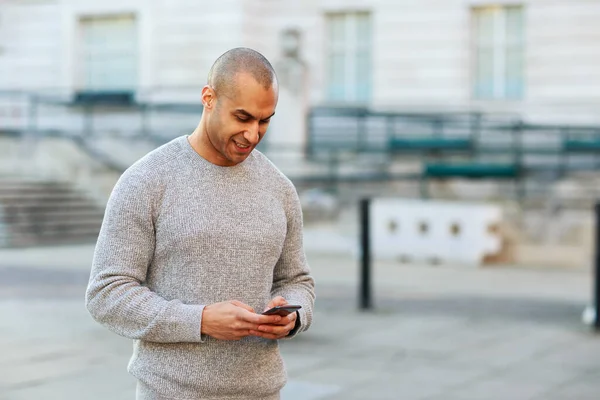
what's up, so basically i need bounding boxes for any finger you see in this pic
[249,330,280,340]
[263,296,287,312]
[261,329,290,340]
[230,300,255,313]
[256,322,293,336]
[287,312,297,324]
[241,310,282,325]
[233,322,261,332]
[266,313,296,326]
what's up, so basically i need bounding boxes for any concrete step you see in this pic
[7,224,101,237]
[8,216,104,231]
[0,177,105,248]
[2,198,100,212]
[2,230,100,247]
[0,178,72,187]
[0,185,75,195]
[4,208,104,220]
[0,192,90,202]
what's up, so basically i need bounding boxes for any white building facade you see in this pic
[0,0,599,133]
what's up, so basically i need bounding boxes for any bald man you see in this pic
[86,48,315,400]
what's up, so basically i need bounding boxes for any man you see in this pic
[86,47,315,400]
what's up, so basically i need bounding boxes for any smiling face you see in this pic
[199,72,278,167]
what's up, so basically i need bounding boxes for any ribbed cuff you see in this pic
[169,303,206,343]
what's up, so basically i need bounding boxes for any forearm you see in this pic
[271,275,315,336]
[272,184,316,336]
[86,269,205,343]
[271,249,315,337]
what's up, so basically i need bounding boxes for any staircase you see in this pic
[0,178,105,247]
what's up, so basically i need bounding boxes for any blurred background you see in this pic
[1,1,600,399]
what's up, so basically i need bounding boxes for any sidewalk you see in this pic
[0,240,598,400]
[0,240,591,302]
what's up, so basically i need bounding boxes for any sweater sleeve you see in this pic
[271,183,316,338]
[85,168,205,343]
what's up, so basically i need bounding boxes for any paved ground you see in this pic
[0,242,599,400]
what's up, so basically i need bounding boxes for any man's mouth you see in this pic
[233,140,252,152]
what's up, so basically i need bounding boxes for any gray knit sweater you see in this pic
[86,136,315,400]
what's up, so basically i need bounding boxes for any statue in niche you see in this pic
[275,28,306,96]
[269,27,309,150]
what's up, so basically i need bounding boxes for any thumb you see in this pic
[230,300,255,313]
[264,296,287,312]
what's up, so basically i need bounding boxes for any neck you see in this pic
[188,120,208,156]
[188,119,236,167]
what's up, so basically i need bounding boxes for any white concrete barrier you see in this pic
[371,198,502,266]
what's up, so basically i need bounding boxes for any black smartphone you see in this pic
[262,305,302,316]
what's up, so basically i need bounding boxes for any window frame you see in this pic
[324,11,373,104]
[471,5,525,101]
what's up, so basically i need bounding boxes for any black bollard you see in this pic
[594,202,600,330]
[360,198,372,310]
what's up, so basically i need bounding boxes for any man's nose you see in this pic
[244,122,260,144]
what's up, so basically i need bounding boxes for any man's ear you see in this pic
[201,86,215,109]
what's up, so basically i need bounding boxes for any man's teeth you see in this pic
[236,142,250,148]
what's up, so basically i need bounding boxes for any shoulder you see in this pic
[111,137,186,209]
[251,150,301,213]
[251,150,297,195]
[118,137,185,188]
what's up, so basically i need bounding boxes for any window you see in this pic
[79,14,138,92]
[326,12,372,103]
[472,6,524,100]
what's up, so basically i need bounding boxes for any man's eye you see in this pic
[260,119,271,124]
[236,116,248,122]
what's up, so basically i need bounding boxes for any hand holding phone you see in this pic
[252,304,301,339]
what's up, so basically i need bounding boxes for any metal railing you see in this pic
[307,106,600,178]
[3,90,600,205]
